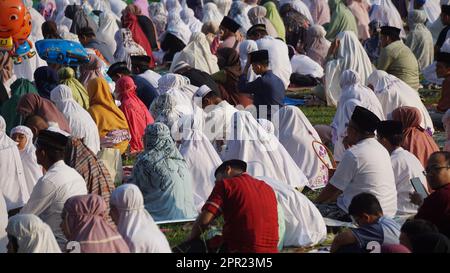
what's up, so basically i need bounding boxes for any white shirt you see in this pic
[138,70,162,89]
[291,55,324,79]
[256,36,292,89]
[390,147,427,215]
[20,160,88,247]
[331,138,398,216]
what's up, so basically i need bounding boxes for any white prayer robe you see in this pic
[291,54,324,79]
[0,191,7,253]
[204,100,239,153]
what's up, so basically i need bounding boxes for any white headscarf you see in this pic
[0,191,7,253]
[229,1,253,33]
[58,25,80,42]
[408,0,441,23]
[54,0,73,30]
[50,85,101,154]
[0,116,29,211]
[239,40,259,81]
[157,73,197,117]
[214,0,232,16]
[149,93,182,131]
[170,32,220,74]
[202,2,224,26]
[181,6,204,33]
[369,0,405,37]
[6,214,61,253]
[221,111,309,189]
[368,70,434,134]
[110,0,128,18]
[149,2,168,37]
[405,10,434,71]
[281,0,314,23]
[274,106,332,190]
[166,13,192,45]
[331,69,384,161]
[110,184,172,253]
[96,11,120,55]
[10,126,42,195]
[325,31,374,106]
[178,111,222,211]
[114,28,147,67]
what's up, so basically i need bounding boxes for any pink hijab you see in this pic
[63,194,130,253]
[133,0,150,17]
[78,55,103,89]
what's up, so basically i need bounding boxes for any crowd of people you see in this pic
[1,0,450,253]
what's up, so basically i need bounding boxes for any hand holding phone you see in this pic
[410,177,428,201]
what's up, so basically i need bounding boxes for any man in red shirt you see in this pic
[411,151,450,238]
[183,159,279,253]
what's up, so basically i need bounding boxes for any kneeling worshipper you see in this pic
[257,175,327,247]
[324,31,373,106]
[169,32,220,75]
[218,16,242,52]
[78,54,105,90]
[33,66,59,100]
[391,106,440,168]
[177,112,223,211]
[346,0,370,41]
[160,14,190,65]
[58,67,90,110]
[363,20,382,63]
[157,73,196,116]
[315,106,398,221]
[181,6,203,33]
[20,130,88,249]
[288,45,324,88]
[110,184,172,253]
[305,25,331,68]
[247,6,279,38]
[1,191,7,252]
[325,0,358,41]
[150,93,183,130]
[62,194,130,253]
[10,126,43,196]
[179,160,280,253]
[113,28,147,66]
[369,0,405,37]
[274,106,332,190]
[6,214,61,253]
[115,76,154,153]
[123,4,159,51]
[0,116,29,213]
[212,48,242,106]
[367,70,434,134]
[377,120,428,215]
[221,111,309,190]
[50,85,101,154]
[172,62,221,96]
[238,49,285,120]
[130,123,197,221]
[330,70,384,161]
[17,93,71,134]
[87,78,130,155]
[405,9,434,71]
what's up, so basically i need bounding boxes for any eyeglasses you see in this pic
[422,165,450,176]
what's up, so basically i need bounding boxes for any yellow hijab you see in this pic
[87,78,129,154]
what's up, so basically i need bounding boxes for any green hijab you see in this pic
[0,79,38,133]
[264,2,286,41]
[58,67,90,110]
[325,0,358,41]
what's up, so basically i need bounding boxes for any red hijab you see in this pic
[392,106,440,167]
[116,76,154,153]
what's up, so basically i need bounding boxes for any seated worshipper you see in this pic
[288,46,324,88]
[58,67,90,110]
[62,194,130,253]
[202,2,224,27]
[160,32,187,65]
[110,184,172,253]
[108,62,159,109]
[315,106,397,221]
[87,78,130,155]
[181,159,279,253]
[0,190,6,252]
[363,20,382,63]
[20,130,88,248]
[64,4,98,35]
[405,10,434,71]
[429,51,450,127]
[377,26,420,90]
[435,5,450,55]
[6,214,61,253]
[410,151,450,238]
[218,16,242,52]
[329,69,384,161]
[149,2,167,37]
[325,0,358,41]
[330,193,401,253]
[377,121,428,215]
[78,54,104,90]
[238,50,285,120]
[278,4,310,50]
[247,6,279,39]
[263,1,286,40]
[17,93,71,134]
[157,73,196,116]
[77,27,114,64]
[170,32,220,75]
[369,0,405,37]
[346,0,370,41]
[123,4,159,51]
[131,55,161,90]
[41,21,62,39]
[1,79,38,133]
[391,106,440,168]
[212,48,242,106]
[239,40,259,82]
[324,31,374,106]
[172,62,221,96]
[304,25,331,67]
[10,126,43,196]
[96,11,120,56]
[114,76,154,153]
[149,93,183,130]
[195,86,238,153]
[181,6,203,33]
[228,1,253,35]
[0,116,29,213]
[247,24,292,89]
[399,218,440,251]
[113,28,147,65]
[274,106,332,190]
[177,113,223,211]
[221,111,309,190]
[410,233,450,253]
[368,70,434,134]
[33,66,59,100]
[130,123,197,221]
[50,85,100,154]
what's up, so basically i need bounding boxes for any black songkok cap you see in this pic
[436,52,450,64]
[442,5,450,16]
[351,106,381,133]
[220,16,241,33]
[380,26,401,37]
[131,55,152,66]
[247,24,266,36]
[36,129,69,151]
[107,62,130,78]
[377,120,403,138]
[249,49,269,64]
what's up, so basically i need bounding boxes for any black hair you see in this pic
[214,160,247,177]
[380,133,404,146]
[429,151,450,165]
[132,63,149,74]
[107,63,131,78]
[381,32,400,42]
[252,59,269,66]
[247,28,268,39]
[78,27,96,38]
[38,144,66,163]
[348,193,383,216]
[400,219,439,237]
